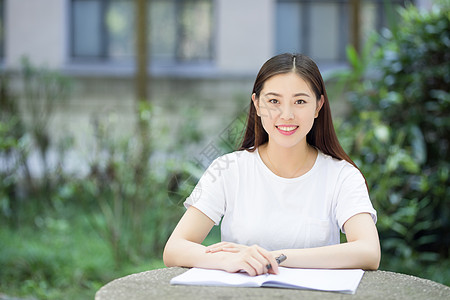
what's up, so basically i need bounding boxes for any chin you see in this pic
[270,137,305,149]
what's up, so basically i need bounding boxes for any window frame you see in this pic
[0,0,5,61]
[275,0,412,63]
[69,0,215,65]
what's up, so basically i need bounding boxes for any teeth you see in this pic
[277,126,297,131]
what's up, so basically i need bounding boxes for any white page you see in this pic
[261,267,364,294]
[170,267,364,294]
[170,268,265,287]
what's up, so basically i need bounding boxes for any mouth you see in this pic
[276,125,299,136]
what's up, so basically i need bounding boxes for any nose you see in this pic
[280,104,294,120]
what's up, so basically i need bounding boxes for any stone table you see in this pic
[96,267,450,300]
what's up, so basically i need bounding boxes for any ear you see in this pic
[315,95,325,118]
[252,93,261,117]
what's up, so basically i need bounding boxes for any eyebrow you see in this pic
[264,92,312,98]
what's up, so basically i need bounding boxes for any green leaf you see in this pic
[346,45,360,71]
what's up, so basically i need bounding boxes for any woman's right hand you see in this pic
[210,243,279,276]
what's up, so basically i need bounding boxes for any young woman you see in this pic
[163,53,380,276]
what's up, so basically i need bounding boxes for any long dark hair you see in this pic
[239,53,364,181]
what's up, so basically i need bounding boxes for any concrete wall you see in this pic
[6,0,68,68]
[216,0,273,74]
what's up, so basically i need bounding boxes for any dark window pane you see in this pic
[276,0,408,63]
[177,0,213,61]
[106,0,134,61]
[71,0,213,63]
[310,2,339,61]
[276,2,302,54]
[0,0,4,59]
[72,0,103,57]
[150,0,177,62]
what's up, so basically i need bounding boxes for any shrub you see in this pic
[333,2,449,282]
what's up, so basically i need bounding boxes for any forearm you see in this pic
[163,238,227,270]
[272,240,380,270]
[163,206,228,270]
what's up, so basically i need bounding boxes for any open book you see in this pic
[170,267,365,294]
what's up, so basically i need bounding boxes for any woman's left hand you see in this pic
[206,242,279,275]
[205,241,248,253]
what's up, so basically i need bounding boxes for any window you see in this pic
[0,0,4,60]
[70,0,213,64]
[151,0,213,63]
[276,0,410,63]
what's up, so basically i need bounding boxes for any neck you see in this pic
[262,140,315,178]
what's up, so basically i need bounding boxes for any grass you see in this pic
[0,198,222,300]
[0,210,168,300]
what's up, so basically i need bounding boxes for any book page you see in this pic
[170,268,266,287]
[261,267,364,294]
[171,267,364,294]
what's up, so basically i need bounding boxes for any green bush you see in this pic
[0,61,202,298]
[0,60,73,226]
[333,2,449,284]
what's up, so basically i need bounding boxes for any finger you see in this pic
[206,244,241,253]
[206,241,228,249]
[205,247,222,253]
[221,247,241,253]
[248,255,266,275]
[240,261,257,277]
[267,255,279,274]
[205,242,229,252]
[254,246,279,274]
[245,247,271,275]
[207,242,247,253]
[207,247,239,253]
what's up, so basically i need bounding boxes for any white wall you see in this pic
[6,0,67,68]
[216,0,274,74]
[6,0,275,75]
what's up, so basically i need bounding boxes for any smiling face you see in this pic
[252,72,324,149]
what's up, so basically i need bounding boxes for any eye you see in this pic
[269,99,279,104]
[295,99,306,104]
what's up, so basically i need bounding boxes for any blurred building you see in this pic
[0,0,434,171]
[4,0,435,96]
[5,0,432,75]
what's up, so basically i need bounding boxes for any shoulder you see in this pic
[215,149,257,164]
[317,151,364,181]
[206,149,256,174]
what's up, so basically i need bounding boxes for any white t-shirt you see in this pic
[185,149,376,251]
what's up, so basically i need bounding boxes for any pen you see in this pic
[266,254,287,271]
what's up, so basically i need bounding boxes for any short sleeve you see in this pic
[334,166,377,233]
[184,157,228,226]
